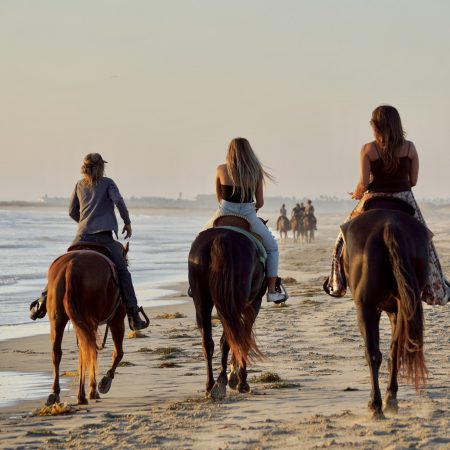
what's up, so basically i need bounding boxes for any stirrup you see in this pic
[29,299,47,320]
[275,277,289,303]
[127,306,150,331]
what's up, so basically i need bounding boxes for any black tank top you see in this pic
[221,184,253,203]
[368,144,412,193]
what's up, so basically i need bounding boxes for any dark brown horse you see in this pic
[302,214,315,243]
[341,199,429,418]
[276,215,290,240]
[188,221,266,400]
[46,243,130,405]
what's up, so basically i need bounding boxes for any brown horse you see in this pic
[46,243,131,405]
[276,215,290,240]
[341,198,429,418]
[188,220,266,400]
[302,214,315,243]
[290,214,304,242]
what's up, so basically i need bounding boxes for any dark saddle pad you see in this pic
[67,242,113,259]
[213,215,251,231]
[363,196,415,216]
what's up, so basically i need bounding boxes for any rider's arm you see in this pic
[352,145,370,200]
[215,167,222,202]
[409,142,419,187]
[107,179,131,226]
[68,184,80,222]
[255,179,264,210]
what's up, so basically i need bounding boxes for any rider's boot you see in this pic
[30,291,48,320]
[127,306,148,331]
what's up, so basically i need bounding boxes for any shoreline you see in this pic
[1,213,449,449]
[0,280,190,413]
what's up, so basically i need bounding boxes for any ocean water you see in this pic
[0,208,209,342]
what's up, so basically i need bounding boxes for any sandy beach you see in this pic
[1,210,449,449]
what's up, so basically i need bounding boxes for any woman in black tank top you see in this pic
[324,105,449,306]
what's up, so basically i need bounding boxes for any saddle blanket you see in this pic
[216,225,267,266]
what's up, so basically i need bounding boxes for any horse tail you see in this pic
[383,222,427,389]
[209,234,262,367]
[63,259,98,383]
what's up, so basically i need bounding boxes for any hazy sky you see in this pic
[1,0,450,201]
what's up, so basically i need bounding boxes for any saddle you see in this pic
[212,214,267,265]
[213,214,250,231]
[67,241,113,259]
[363,196,415,216]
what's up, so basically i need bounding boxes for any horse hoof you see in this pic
[77,397,89,405]
[98,376,112,394]
[371,410,385,421]
[209,381,226,401]
[238,383,250,394]
[228,371,239,390]
[89,390,101,400]
[383,399,399,414]
[46,393,59,406]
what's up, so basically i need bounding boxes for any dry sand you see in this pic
[0,211,449,449]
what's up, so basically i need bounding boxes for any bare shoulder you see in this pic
[406,140,418,158]
[361,141,378,160]
[216,163,227,173]
[216,164,230,184]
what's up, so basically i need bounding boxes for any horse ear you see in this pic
[124,241,129,254]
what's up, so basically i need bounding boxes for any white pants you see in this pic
[203,200,279,277]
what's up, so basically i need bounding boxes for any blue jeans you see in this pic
[203,200,279,277]
[72,232,138,309]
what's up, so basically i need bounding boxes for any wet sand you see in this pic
[0,211,449,449]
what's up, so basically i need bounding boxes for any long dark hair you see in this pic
[371,105,405,173]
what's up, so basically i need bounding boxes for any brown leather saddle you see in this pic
[363,196,415,216]
[67,242,113,259]
[213,214,251,231]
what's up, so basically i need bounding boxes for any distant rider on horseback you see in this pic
[304,200,317,230]
[29,153,148,330]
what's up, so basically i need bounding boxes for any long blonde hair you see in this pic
[371,105,405,174]
[226,138,274,202]
[81,153,106,187]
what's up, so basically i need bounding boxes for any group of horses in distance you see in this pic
[45,197,431,420]
[277,213,315,243]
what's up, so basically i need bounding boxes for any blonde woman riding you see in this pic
[204,137,287,302]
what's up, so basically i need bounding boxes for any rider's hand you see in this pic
[122,224,132,239]
[350,183,365,200]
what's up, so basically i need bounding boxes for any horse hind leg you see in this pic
[47,315,68,406]
[357,305,384,419]
[99,314,125,395]
[384,312,399,414]
[228,354,239,390]
[210,333,229,401]
[88,356,100,400]
[77,347,88,405]
[196,302,215,396]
